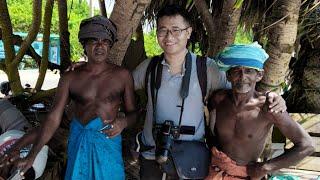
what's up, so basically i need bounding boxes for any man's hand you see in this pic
[102,117,127,138]
[0,149,35,179]
[266,92,287,113]
[0,148,20,168]
[65,61,86,72]
[247,162,268,180]
[13,155,35,178]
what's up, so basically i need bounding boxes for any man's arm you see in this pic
[106,70,137,138]
[248,112,315,179]
[120,70,137,128]
[207,90,227,136]
[13,74,72,174]
[207,59,230,95]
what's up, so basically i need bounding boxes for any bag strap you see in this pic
[196,55,207,104]
[145,54,163,107]
[195,56,216,148]
[177,53,192,127]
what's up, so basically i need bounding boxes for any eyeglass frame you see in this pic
[156,26,191,37]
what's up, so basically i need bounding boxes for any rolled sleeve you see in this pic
[132,59,151,90]
[207,58,231,96]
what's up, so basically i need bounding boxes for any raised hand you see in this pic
[266,92,287,113]
[0,148,20,168]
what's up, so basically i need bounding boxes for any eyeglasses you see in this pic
[86,38,111,46]
[156,27,190,37]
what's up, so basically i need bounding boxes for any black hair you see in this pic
[156,5,191,27]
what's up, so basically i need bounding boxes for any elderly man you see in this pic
[206,43,315,180]
[0,15,136,180]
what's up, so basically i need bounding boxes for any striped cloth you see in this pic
[215,42,269,71]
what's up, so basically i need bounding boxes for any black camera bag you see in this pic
[167,140,210,179]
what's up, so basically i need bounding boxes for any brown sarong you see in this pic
[205,147,249,180]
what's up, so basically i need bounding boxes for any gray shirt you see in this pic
[133,52,229,159]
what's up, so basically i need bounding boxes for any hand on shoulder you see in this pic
[264,91,287,113]
[65,61,87,72]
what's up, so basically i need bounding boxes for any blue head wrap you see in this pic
[215,42,269,71]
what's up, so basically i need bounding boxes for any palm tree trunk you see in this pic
[194,0,216,57]
[58,0,71,71]
[98,0,107,17]
[108,0,151,65]
[35,0,54,91]
[259,0,301,93]
[122,23,147,71]
[0,0,23,94]
[13,0,42,66]
[211,0,242,56]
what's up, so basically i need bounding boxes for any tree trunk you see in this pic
[0,0,31,94]
[98,0,107,17]
[211,0,242,56]
[35,0,54,91]
[259,0,301,93]
[122,23,147,71]
[57,0,71,72]
[194,0,216,57]
[13,0,42,66]
[108,0,151,65]
[285,39,320,113]
[0,0,15,69]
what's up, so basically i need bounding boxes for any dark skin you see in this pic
[0,38,137,177]
[208,67,314,180]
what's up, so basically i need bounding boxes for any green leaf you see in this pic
[234,0,244,9]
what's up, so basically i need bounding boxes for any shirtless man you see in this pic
[0,15,136,180]
[206,43,315,180]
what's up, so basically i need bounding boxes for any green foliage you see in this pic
[234,27,253,44]
[7,0,34,32]
[143,29,162,58]
[7,0,89,61]
[234,0,244,9]
[68,1,89,61]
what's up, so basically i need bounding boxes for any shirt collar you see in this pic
[161,56,187,77]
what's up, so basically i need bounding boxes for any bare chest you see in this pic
[215,107,270,141]
[69,73,124,104]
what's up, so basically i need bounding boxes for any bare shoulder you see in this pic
[113,66,132,80]
[207,89,229,111]
[59,70,75,84]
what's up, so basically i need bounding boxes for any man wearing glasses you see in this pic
[133,5,286,180]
